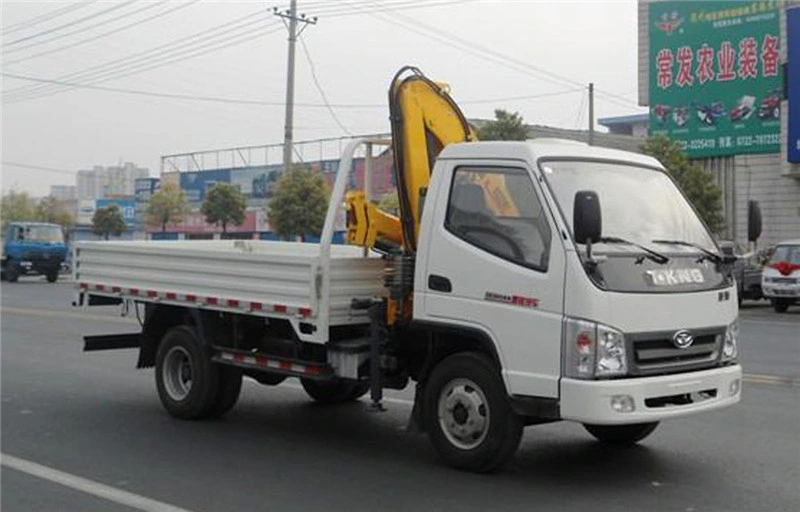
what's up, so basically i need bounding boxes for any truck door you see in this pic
[419,161,565,398]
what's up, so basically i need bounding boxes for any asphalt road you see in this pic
[2,278,799,512]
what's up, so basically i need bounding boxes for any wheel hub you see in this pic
[437,378,490,450]
[163,346,193,401]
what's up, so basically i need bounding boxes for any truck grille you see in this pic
[628,328,724,376]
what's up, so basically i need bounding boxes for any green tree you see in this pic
[478,109,529,141]
[268,165,329,242]
[1,190,37,232]
[641,134,724,233]
[35,196,75,231]
[146,182,188,232]
[202,183,246,234]
[91,205,126,240]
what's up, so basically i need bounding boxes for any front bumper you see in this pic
[762,284,800,300]
[560,364,742,425]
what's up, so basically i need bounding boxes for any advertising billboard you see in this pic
[789,7,800,163]
[77,199,136,227]
[134,177,160,206]
[179,169,231,203]
[649,1,782,158]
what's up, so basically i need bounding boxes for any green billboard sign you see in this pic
[649,1,782,158]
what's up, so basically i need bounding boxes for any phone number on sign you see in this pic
[736,134,780,147]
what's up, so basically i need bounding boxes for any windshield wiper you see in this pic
[595,236,670,264]
[651,239,726,264]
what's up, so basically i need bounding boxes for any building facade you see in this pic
[77,162,149,200]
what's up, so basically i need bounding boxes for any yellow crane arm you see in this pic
[346,66,476,253]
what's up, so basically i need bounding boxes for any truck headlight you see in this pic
[564,318,627,379]
[722,320,738,362]
[596,325,627,377]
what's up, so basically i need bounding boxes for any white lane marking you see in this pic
[1,453,194,512]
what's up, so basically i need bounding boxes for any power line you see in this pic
[3,1,167,55]
[2,71,583,109]
[357,0,639,109]
[3,12,268,97]
[3,0,138,47]
[298,35,353,136]
[4,18,279,103]
[4,0,466,103]
[1,1,98,35]
[2,161,77,176]
[3,2,200,66]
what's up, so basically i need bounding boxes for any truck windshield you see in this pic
[540,160,716,253]
[24,225,64,243]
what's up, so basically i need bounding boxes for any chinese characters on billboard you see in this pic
[649,1,782,158]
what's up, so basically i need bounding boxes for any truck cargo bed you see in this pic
[74,240,385,342]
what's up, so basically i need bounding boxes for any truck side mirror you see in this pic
[573,191,602,244]
[747,200,762,242]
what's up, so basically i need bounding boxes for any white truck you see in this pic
[76,69,742,472]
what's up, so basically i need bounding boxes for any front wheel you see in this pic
[423,352,523,472]
[583,422,659,445]
[773,299,790,313]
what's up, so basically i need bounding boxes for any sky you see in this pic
[1,0,645,196]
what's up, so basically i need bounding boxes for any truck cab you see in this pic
[415,139,740,428]
[2,222,67,283]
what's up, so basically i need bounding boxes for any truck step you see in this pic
[212,348,332,380]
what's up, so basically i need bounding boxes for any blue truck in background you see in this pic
[1,222,68,283]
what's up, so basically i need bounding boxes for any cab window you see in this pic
[445,167,551,271]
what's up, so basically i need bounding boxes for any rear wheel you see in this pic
[583,422,659,445]
[773,299,790,313]
[300,378,368,404]
[423,352,523,473]
[155,326,219,419]
[208,366,243,418]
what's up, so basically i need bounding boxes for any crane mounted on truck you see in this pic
[75,67,742,472]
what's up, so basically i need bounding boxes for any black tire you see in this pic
[46,269,59,283]
[583,422,659,445]
[250,372,287,386]
[300,378,368,404]
[6,262,20,283]
[155,326,219,420]
[208,366,243,418]
[773,299,790,313]
[423,352,523,473]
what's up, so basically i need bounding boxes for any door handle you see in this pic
[428,274,452,293]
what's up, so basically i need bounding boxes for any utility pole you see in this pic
[273,1,317,172]
[588,82,595,146]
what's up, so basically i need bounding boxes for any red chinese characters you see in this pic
[761,34,779,77]
[696,44,715,84]
[676,46,694,87]
[655,34,780,90]
[656,49,674,89]
[717,41,736,81]
[738,37,758,79]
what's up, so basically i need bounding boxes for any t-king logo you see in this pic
[645,269,705,286]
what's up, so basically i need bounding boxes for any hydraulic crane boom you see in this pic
[346,66,477,253]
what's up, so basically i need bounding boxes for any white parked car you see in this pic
[761,239,800,313]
